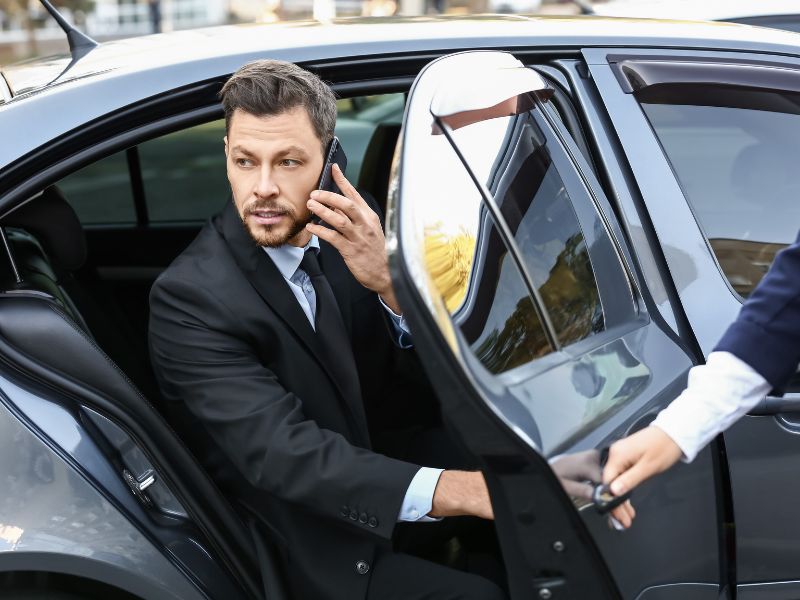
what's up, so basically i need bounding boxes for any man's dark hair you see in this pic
[220,59,337,151]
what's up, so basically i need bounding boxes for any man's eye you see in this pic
[235,158,253,167]
[280,159,301,167]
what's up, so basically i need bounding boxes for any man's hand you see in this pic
[603,427,684,498]
[306,164,401,314]
[429,471,494,520]
[551,450,636,529]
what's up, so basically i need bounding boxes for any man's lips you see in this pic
[247,209,287,226]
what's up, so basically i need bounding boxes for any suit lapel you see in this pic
[217,204,368,444]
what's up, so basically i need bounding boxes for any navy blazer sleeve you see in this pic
[716,231,800,390]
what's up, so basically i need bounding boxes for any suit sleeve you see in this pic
[715,231,800,391]
[149,274,420,540]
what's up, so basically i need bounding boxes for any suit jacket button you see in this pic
[355,560,370,575]
[340,505,349,517]
[359,512,368,524]
[368,516,378,528]
[349,510,358,521]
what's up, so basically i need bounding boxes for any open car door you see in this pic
[387,51,723,599]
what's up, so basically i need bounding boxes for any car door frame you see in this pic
[389,49,729,600]
[583,46,800,598]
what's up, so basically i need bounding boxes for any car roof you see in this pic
[594,0,800,21]
[2,15,800,170]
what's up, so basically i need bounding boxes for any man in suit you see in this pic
[602,232,800,519]
[148,59,507,599]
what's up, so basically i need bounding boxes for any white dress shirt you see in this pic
[263,237,442,522]
[651,351,772,462]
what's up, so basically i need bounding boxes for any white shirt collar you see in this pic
[262,235,320,280]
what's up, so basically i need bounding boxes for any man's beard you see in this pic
[239,199,310,248]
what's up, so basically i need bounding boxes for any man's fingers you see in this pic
[306,222,346,250]
[560,479,595,501]
[307,199,350,232]
[311,189,363,224]
[331,163,360,200]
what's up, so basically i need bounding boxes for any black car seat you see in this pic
[0,189,289,599]
[357,123,402,214]
[0,185,158,398]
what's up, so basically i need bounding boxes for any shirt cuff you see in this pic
[651,351,771,463]
[397,467,444,522]
[379,296,413,349]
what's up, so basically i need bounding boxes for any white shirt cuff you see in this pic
[379,296,413,348]
[651,351,771,463]
[397,467,444,522]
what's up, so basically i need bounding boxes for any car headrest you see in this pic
[3,186,87,272]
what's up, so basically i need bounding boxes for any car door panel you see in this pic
[392,50,720,599]
[523,76,721,598]
[585,47,800,595]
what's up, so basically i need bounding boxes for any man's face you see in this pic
[225,107,324,248]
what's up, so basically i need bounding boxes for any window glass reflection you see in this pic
[457,222,551,373]
[450,111,604,347]
[642,101,800,297]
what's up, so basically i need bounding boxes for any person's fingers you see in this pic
[602,441,639,487]
[609,459,656,497]
[560,479,594,501]
[331,163,363,204]
[307,199,351,233]
[306,221,347,250]
[550,449,601,483]
[609,500,635,529]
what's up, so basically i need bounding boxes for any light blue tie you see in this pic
[291,254,317,323]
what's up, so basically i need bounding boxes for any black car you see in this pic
[2,14,800,600]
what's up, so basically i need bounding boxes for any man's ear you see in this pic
[223,135,229,158]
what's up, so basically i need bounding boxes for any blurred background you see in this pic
[1,0,798,64]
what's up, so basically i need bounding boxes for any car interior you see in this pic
[0,87,517,597]
[0,68,664,595]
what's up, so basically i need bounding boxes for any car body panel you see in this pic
[0,375,206,600]
[392,48,720,598]
[594,0,800,23]
[3,16,800,169]
[585,46,800,597]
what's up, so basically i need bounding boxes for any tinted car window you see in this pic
[450,110,604,346]
[140,120,229,222]
[642,99,800,297]
[459,221,552,374]
[399,89,552,374]
[61,93,406,226]
[58,151,137,224]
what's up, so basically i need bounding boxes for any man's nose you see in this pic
[255,166,279,197]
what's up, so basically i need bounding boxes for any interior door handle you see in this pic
[749,393,800,416]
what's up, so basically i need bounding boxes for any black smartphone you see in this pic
[313,136,348,226]
[317,136,348,195]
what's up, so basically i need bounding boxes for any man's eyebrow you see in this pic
[277,145,311,158]
[230,145,256,157]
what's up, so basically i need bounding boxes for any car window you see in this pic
[60,93,406,226]
[641,97,800,297]
[139,121,229,222]
[58,151,137,224]
[449,109,605,348]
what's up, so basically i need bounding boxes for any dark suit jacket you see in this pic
[716,230,800,391]
[149,202,421,599]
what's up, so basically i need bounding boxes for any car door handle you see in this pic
[749,393,800,416]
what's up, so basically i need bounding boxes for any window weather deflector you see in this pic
[608,55,800,99]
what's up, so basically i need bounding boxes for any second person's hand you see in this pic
[602,426,684,498]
